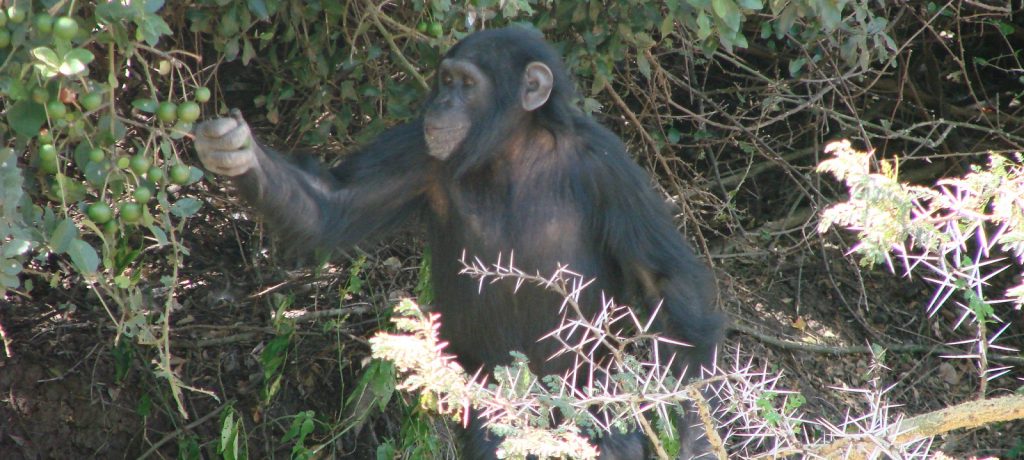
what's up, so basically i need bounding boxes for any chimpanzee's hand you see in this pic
[194,109,259,176]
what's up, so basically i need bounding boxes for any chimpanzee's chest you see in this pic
[436,178,586,266]
[424,179,600,371]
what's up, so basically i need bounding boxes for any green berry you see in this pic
[88,147,104,163]
[38,144,59,174]
[7,5,26,24]
[47,100,67,118]
[417,21,428,33]
[34,13,53,34]
[53,16,78,41]
[169,163,191,185]
[133,186,152,203]
[38,129,53,144]
[80,92,103,111]
[176,101,200,123]
[116,156,130,169]
[428,22,443,38]
[0,29,10,49]
[156,101,177,123]
[102,219,118,234]
[0,10,8,27]
[119,202,142,223]
[194,86,211,103]
[146,166,164,183]
[129,154,151,176]
[87,203,113,224]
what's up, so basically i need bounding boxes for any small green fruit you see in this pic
[0,29,10,49]
[169,164,191,185]
[53,16,78,40]
[87,203,113,224]
[428,22,443,38]
[129,154,151,176]
[80,92,103,111]
[194,86,211,103]
[176,101,200,123]
[133,186,152,203]
[156,101,177,123]
[7,5,26,24]
[34,13,53,34]
[47,100,67,118]
[88,147,104,163]
[38,144,59,174]
[119,202,143,223]
[146,166,164,183]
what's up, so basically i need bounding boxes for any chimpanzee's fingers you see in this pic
[196,117,240,139]
[200,149,256,177]
[217,121,251,150]
[229,108,245,124]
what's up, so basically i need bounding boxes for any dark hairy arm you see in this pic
[196,113,433,253]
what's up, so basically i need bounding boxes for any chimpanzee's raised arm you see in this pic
[194,110,432,253]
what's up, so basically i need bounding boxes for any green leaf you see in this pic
[32,47,60,67]
[50,218,79,254]
[712,0,742,32]
[636,53,651,79]
[169,197,202,217]
[667,127,681,144]
[60,48,95,76]
[2,239,32,258]
[148,225,168,246]
[248,0,270,20]
[132,98,158,113]
[774,3,798,38]
[736,0,763,9]
[68,239,100,274]
[144,0,165,14]
[7,101,47,138]
[135,14,172,46]
[994,21,1013,36]
[696,11,713,40]
[819,1,842,31]
[241,38,255,65]
[866,17,888,35]
[788,57,807,77]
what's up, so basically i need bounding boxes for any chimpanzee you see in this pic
[194,26,725,459]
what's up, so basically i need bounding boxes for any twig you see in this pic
[366,2,430,91]
[138,401,233,459]
[0,320,11,358]
[816,394,1024,459]
[731,322,1024,365]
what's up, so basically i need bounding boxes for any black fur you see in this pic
[229,26,725,459]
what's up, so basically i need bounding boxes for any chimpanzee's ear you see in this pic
[521,62,553,111]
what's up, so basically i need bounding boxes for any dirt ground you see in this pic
[2,193,1023,459]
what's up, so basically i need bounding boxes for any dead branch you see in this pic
[816,394,1024,459]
